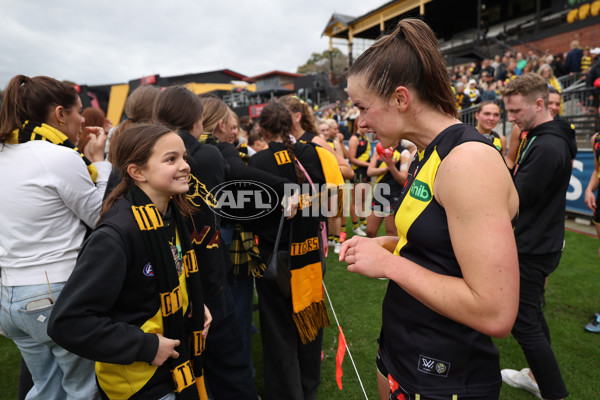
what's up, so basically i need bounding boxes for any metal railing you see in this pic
[558,73,585,91]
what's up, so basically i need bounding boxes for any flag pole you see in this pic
[323,282,369,400]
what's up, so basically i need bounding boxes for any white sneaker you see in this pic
[328,239,336,247]
[333,242,341,254]
[352,227,367,236]
[501,368,542,399]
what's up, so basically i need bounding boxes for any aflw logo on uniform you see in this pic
[418,354,450,377]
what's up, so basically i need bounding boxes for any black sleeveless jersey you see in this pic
[351,132,371,169]
[380,124,502,396]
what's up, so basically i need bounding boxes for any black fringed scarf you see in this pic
[268,142,330,344]
[126,186,207,399]
[9,121,98,182]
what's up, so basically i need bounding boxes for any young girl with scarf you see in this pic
[249,102,343,400]
[48,124,212,400]
[0,74,110,400]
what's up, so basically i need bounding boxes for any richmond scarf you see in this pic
[8,121,98,182]
[126,186,207,399]
[269,142,331,344]
[230,223,266,279]
[314,145,345,217]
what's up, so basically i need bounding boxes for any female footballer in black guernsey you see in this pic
[340,19,520,400]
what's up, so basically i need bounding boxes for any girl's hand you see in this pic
[152,334,180,366]
[202,305,212,339]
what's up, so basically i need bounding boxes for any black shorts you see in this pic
[353,167,369,184]
[371,185,401,216]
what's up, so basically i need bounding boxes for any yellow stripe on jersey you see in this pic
[393,148,441,255]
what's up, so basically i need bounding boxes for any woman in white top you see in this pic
[0,75,110,399]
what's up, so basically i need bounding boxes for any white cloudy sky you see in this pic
[0,0,375,88]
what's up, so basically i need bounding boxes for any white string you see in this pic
[323,281,369,400]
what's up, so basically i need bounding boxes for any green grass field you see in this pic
[1,229,599,399]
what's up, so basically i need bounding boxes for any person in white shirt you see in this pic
[0,74,110,399]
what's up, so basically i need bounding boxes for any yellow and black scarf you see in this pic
[313,145,346,217]
[230,223,265,279]
[269,142,331,344]
[8,121,98,182]
[127,186,207,399]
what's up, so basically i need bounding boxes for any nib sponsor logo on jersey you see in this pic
[409,180,432,202]
[418,355,450,377]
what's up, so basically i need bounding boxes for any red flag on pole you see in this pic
[335,326,347,390]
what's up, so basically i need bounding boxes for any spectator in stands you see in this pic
[551,52,568,77]
[495,55,509,81]
[516,52,527,75]
[538,63,563,93]
[481,58,495,80]
[481,80,499,101]
[565,40,583,74]
[454,82,471,110]
[465,79,482,106]
[501,73,575,400]
[492,55,502,76]
[581,46,592,74]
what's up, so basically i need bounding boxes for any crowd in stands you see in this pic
[445,42,600,113]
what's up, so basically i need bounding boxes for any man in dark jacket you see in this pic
[500,73,576,400]
[585,61,600,111]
